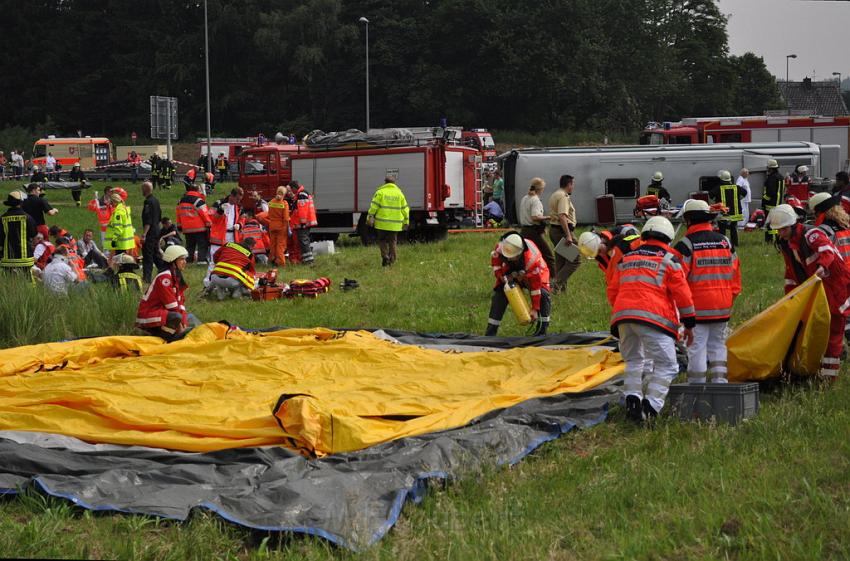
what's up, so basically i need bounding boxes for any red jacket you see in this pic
[814,217,850,261]
[34,241,54,270]
[608,239,696,338]
[209,200,240,246]
[136,269,188,329]
[87,198,113,232]
[292,186,317,229]
[779,223,850,315]
[176,191,211,234]
[491,238,550,311]
[212,242,256,289]
[238,219,269,253]
[673,222,741,322]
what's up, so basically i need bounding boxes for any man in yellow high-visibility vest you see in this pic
[367,174,410,266]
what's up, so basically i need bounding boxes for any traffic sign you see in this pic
[131,131,138,141]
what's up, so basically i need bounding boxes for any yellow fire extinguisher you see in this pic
[504,281,532,325]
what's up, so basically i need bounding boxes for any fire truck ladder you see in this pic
[472,155,484,227]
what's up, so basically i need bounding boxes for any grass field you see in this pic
[1,180,849,560]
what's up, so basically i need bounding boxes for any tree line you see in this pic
[0,0,783,142]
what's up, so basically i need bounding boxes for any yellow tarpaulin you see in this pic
[727,276,831,382]
[0,324,623,455]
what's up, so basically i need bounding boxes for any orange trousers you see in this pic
[269,229,288,266]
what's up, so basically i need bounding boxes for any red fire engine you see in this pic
[641,116,850,176]
[238,137,482,241]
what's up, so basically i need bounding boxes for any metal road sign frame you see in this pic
[150,96,178,140]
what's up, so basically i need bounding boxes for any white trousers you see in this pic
[686,322,728,383]
[619,322,679,412]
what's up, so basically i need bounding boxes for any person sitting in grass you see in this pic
[42,246,80,296]
[158,216,183,249]
[105,253,143,292]
[136,245,191,341]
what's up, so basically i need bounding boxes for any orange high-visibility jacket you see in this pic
[673,222,741,323]
[176,191,211,234]
[267,199,290,232]
[292,187,317,229]
[608,239,696,338]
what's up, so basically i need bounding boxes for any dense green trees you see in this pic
[0,0,781,140]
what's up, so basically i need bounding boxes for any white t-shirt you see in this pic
[43,258,78,295]
[45,155,56,171]
[736,176,751,203]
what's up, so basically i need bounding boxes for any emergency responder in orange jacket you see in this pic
[608,216,695,423]
[136,245,190,341]
[238,211,270,264]
[205,190,242,286]
[673,199,741,384]
[289,180,317,265]
[267,186,290,266]
[183,167,198,190]
[485,232,551,337]
[204,171,216,194]
[770,204,850,378]
[208,239,257,300]
[176,184,212,264]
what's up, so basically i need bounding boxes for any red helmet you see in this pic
[113,187,129,201]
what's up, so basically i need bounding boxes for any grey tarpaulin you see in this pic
[0,329,621,550]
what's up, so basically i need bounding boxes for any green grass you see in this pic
[1,180,847,560]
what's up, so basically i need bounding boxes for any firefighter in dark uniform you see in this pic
[646,171,671,203]
[69,163,87,206]
[149,154,161,190]
[710,169,745,250]
[0,191,38,278]
[762,159,785,242]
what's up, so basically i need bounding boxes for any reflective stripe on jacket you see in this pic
[136,269,187,329]
[118,272,143,292]
[239,221,269,253]
[491,238,551,311]
[0,210,36,268]
[815,218,850,261]
[293,188,318,228]
[106,203,135,251]
[608,239,696,338]
[779,223,850,315]
[718,183,743,222]
[674,223,741,322]
[368,183,410,232]
[176,192,211,233]
[212,242,256,289]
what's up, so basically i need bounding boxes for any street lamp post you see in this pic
[204,0,213,175]
[359,17,370,132]
[786,54,797,83]
[834,72,843,91]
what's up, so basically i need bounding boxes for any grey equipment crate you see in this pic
[666,383,759,425]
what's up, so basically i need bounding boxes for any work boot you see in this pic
[642,398,659,422]
[625,395,644,424]
[485,324,499,337]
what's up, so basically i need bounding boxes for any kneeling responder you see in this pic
[770,204,850,378]
[485,232,551,336]
[673,199,741,384]
[136,245,190,341]
[608,217,695,423]
[208,238,257,300]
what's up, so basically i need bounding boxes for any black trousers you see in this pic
[520,225,556,277]
[142,237,165,282]
[486,286,551,336]
[718,220,738,249]
[185,232,209,263]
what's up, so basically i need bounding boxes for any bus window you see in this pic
[606,178,640,198]
[243,153,268,176]
[33,144,47,158]
[79,144,93,160]
[268,153,278,175]
[699,176,721,193]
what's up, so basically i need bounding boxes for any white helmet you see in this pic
[32,165,39,172]
[767,159,779,169]
[163,245,189,263]
[641,216,675,241]
[500,234,524,259]
[797,165,809,174]
[652,171,663,182]
[116,253,136,265]
[808,192,837,213]
[718,169,732,183]
[767,204,798,230]
[578,231,602,258]
[681,198,711,214]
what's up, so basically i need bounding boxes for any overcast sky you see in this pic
[716,0,849,83]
